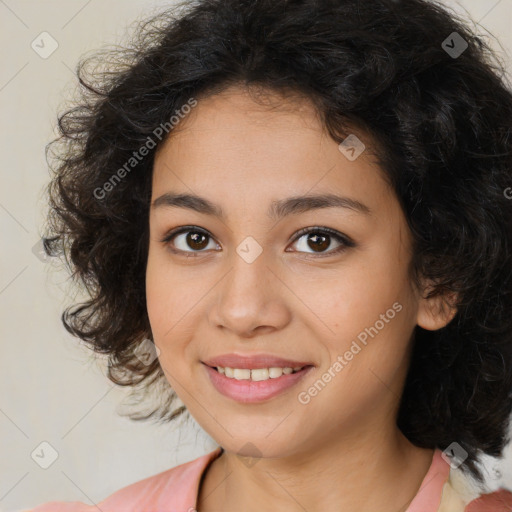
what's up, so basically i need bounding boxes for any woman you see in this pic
[30,0,512,510]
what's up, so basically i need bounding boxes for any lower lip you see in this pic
[203,364,314,403]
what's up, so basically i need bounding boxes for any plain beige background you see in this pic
[1,1,511,510]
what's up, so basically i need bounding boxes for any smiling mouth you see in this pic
[203,362,314,403]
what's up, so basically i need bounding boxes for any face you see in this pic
[145,85,444,458]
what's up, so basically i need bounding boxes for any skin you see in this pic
[145,84,457,512]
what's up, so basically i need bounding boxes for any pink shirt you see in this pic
[28,447,512,512]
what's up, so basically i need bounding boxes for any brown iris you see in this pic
[187,231,209,250]
[307,233,330,252]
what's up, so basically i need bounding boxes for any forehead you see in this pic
[151,85,391,217]
[155,86,329,165]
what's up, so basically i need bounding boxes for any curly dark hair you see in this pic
[42,0,512,485]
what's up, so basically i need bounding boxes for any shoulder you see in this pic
[464,488,512,511]
[28,447,222,512]
[441,459,512,512]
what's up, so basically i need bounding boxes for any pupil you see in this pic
[188,232,208,250]
[308,233,329,252]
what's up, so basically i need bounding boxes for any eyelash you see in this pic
[159,225,355,258]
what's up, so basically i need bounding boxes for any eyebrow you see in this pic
[151,192,371,220]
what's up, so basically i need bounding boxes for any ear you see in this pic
[416,284,458,331]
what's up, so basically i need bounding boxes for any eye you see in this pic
[288,226,355,256]
[160,225,355,258]
[161,226,219,257]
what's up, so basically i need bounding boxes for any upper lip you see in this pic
[203,353,314,369]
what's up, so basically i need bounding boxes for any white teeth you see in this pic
[268,367,284,378]
[215,365,306,381]
[233,369,251,380]
[251,368,269,381]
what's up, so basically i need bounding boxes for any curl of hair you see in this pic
[42,0,512,485]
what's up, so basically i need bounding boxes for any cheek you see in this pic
[298,239,417,365]
[308,263,411,334]
[145,252,167,331]
[145,244,187,326]
[295,270,415,426]
[145,250,183,355]
[145,248,205,372]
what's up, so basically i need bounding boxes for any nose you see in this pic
[208,251,291,339]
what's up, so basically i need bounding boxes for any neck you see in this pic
[197,428,435,512]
